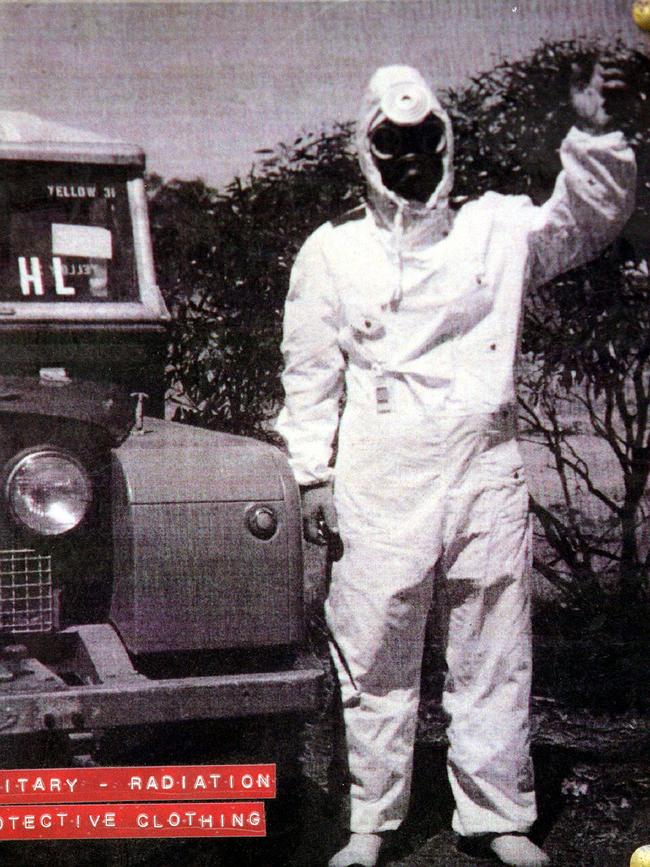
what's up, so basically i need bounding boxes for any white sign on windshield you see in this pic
[52,224,113,260]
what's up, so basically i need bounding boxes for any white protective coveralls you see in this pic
[276,65,636,837]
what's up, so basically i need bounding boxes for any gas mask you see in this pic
[369,113,446,204]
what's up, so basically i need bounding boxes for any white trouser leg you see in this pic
[326,409,448,834]
[442,443,537,838]
[443,470,536,835]
[443,571,536,835]
[325,537,434,834]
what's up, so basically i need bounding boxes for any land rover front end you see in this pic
[0,111,321,771]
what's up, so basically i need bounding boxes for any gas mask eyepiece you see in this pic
[368,113,447,203]
[369,114,446,162]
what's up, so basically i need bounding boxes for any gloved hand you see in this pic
[570,57,626,134]
[300,482,339,545]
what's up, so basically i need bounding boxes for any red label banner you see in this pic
[0,801,266,840]
[0,765,276,804]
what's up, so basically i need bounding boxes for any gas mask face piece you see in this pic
[369,113,446,204]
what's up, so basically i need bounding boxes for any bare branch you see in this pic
[614,378,636,447]
[531,555,582,598]
[555,439,622,516]
[633,364,649,451]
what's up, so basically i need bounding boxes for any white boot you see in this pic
[328,832,383,867]
[490,834,550,867]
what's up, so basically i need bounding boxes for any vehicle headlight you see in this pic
[6,449,92,536]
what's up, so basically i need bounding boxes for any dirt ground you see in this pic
[287,699,650,867]
[3,699,645,867]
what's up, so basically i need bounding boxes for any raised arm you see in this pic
[528,61,637,288]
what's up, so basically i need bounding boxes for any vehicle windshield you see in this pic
[0,162,138,303]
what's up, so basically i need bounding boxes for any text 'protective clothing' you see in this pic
[276,65,636,836]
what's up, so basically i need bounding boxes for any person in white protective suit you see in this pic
[276,62,636,867]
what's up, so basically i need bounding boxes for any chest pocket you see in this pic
[405,260,496,351]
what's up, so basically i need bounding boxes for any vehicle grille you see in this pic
[0,549,54,634]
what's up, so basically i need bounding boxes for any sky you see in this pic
[0,0,647,189]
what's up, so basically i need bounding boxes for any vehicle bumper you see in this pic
[0,625,324,736]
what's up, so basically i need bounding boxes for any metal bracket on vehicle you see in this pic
[66,730,98,767]
[61,624,144,683]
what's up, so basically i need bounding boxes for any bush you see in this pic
[148,125,362,438]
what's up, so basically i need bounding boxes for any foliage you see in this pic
[148,125,362,438]
[148,39,650,607]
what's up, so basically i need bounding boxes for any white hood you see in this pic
[356,65,454,224]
